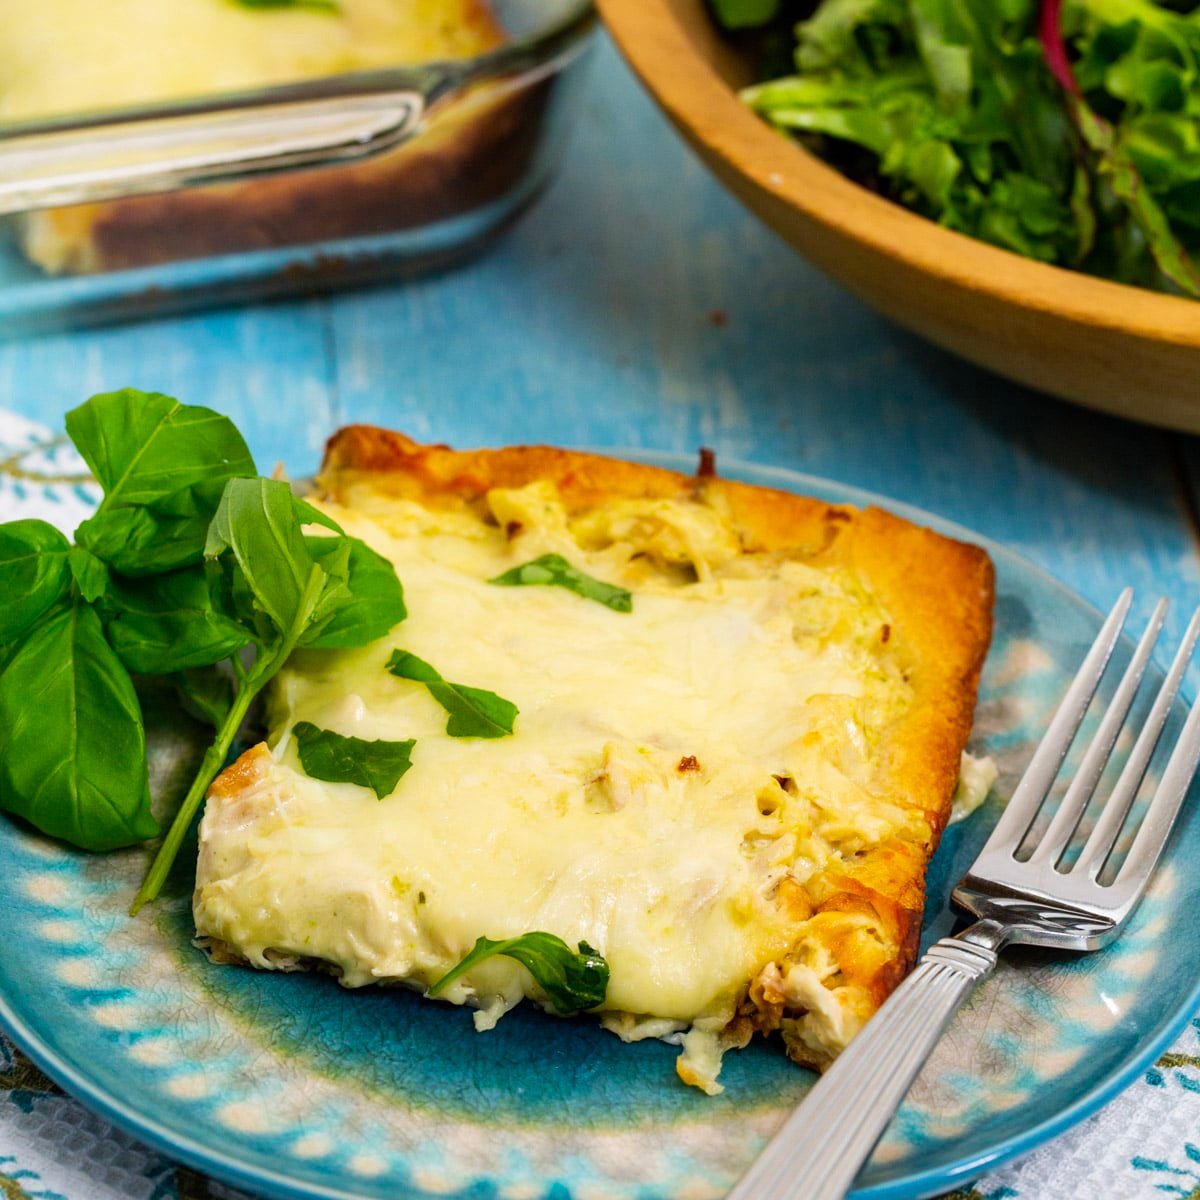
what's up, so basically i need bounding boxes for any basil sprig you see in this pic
[0,389,407,910]
[427,933,609,1015]
[292,721,414,800]
[385,650,517,739]
[489,553,632,613]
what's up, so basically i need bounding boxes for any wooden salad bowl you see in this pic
[598,0,1200,431]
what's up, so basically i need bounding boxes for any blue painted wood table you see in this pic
[1,32,1199,1200]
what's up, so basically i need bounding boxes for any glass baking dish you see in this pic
[0,0,596,334]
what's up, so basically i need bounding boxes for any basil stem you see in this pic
[130,563,326,913]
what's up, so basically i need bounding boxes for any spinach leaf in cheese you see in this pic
[428,933,610,1015]
[489,553,632,613]
[292,721,415,800]
[386,650,518,739]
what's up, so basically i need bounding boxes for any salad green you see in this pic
[721,0,1200,296]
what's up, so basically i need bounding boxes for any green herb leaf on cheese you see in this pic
[427,933,610,1015]
[292,721,415,799]
[385,650,517,739]
[0,519,72,643]
[489,553,632,613]
[0,603,158,851]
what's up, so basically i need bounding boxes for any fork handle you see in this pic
[727,929,1000,1200]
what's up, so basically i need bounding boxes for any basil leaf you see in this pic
[77,476,235,576]
[0,520,72,642]
[167,667,234,729]
[297,536,355,645]
[292,721,414,799]
[293,497,344,534]
[303,536,407,649]
[489,554,632,613]
[68,546,109,603]
[205,477,319,636]
[385,650,517,739]
[427,933,609,1015]
[69,390,255,575]
[0,604,158,851]
[103,566,251,675]
[66,389,255,510]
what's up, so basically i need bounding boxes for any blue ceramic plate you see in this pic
[1,438,1198,1200]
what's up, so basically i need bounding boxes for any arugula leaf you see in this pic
[489,554,633,613]
[0,520,72,643]
[385,650,518,738]
[292,721,415,799]
[427,933,610,1015]
[0,604,158,851]
[69,391,255,574]
[304,536,407,649]
[103,566,251,675]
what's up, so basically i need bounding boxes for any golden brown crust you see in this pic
[316,425,995,1063]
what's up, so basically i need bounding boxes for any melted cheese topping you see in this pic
[0,0,501,122]
[194,483,917,1089]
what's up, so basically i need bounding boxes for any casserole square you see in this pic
[194,429,994,1092]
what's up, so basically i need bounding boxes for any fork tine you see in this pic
[1075,606,1200,881]
[980,588,1132,856]
[1028,598,1167,869]
[1105,608,1200,893]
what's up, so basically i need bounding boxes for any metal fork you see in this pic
[727,589,1200,1200]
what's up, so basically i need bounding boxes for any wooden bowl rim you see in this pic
[598,0,1200,347]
